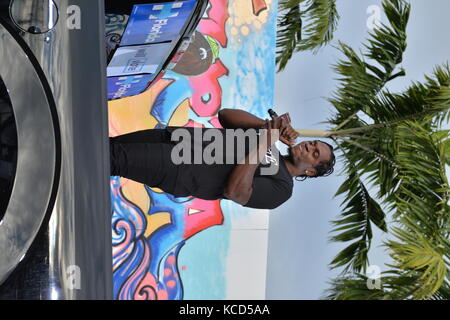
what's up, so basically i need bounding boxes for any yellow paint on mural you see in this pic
[253,20,262,30]
[145,211,172,238]
[108,78,174,137]
[228,0,272,38]
[150,187,165,193]
[120,179,151,215]
[168,98,191,127]
[117,178,166,216]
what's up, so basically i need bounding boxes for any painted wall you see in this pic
[107,0,277,300]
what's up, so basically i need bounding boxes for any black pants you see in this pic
[109,129,176,189]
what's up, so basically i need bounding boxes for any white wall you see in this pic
[225,208,269,300]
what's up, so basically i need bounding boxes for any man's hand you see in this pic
[259,119,279,153]
[265,113,299,146]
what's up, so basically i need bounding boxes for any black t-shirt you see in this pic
[162,127,293,209]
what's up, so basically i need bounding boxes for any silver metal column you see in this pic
[0,0,112,299]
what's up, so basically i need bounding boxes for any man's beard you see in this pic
[287,145,294,162]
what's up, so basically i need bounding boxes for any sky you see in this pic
[266,0,450,299]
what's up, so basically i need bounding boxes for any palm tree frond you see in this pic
[276,1,304,72]
[394,122,450,230]
[329,171,387,273]
[323,275,386,300]
[276,0,339,71]
[385,226,448,299]
[328,0,410,124]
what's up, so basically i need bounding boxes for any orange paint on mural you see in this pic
[121,182,151,216]
[108,78,174,137]
[168,98,191,127]
[252,0,267,16]
[144,211,172,238]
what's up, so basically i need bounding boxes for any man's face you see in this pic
[288,140,333,174]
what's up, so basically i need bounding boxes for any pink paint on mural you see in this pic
[189,59,229,117]
[198,0,230,47]
[183,198,224,239]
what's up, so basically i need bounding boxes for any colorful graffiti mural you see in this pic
[107,0,276,300]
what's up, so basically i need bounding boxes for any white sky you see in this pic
[266,0,450,299]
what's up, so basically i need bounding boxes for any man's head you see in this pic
[287,140,336,180]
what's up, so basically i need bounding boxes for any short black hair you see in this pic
[295,141,336,181]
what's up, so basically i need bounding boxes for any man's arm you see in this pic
[223,119,282,205]
[218,108,299,146]
[223,143,262,205]
[218,108,266,129]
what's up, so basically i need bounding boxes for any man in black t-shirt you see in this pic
[110,109,336,209]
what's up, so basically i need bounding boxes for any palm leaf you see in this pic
[326,0,412,274]
[364,64,450,125]
[325,121,449,300]
[322,274,386,300]
[276,1,303,71]
[393,122,450,230]
[276,0,339,71]
[329,170,387,273]
[297,0,340,51]
[328,0,410,125]
[321,0,449,298]
[430,282,450,300]
[386,227,448,299]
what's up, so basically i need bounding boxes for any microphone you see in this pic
[268,109,299,146]
[268,109,278,119]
